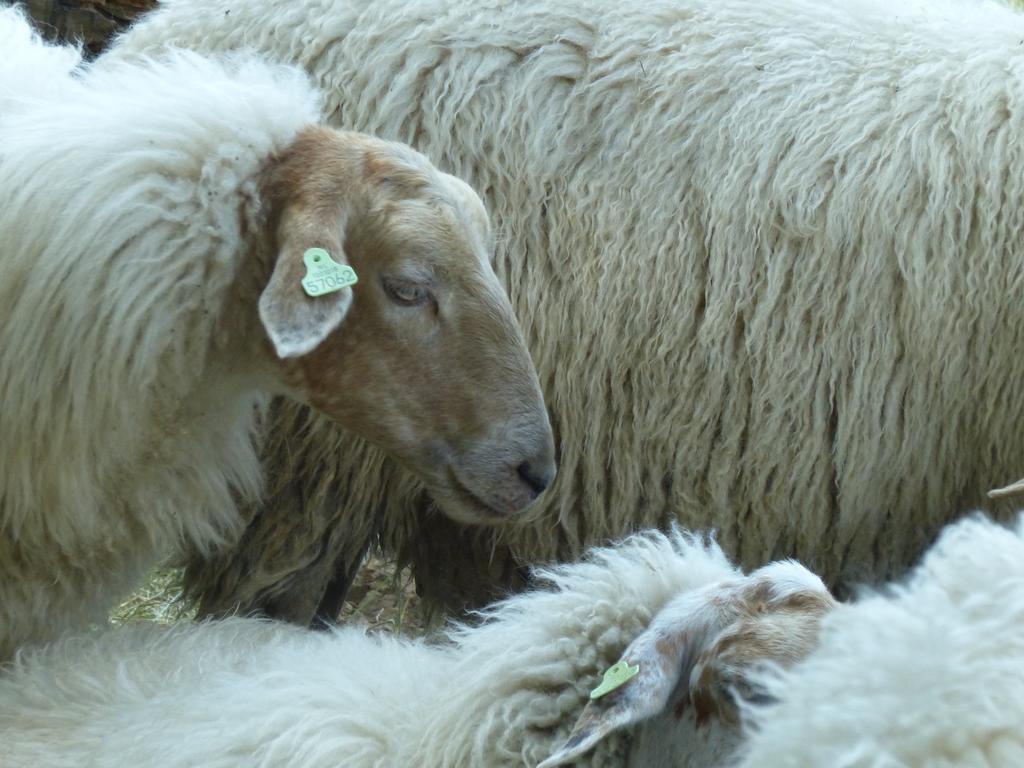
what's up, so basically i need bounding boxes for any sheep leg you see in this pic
[313,534,374,627]
[183,476,366,626]
[394,509,528,619]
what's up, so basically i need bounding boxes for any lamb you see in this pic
[108,0,1024,622]
[0,528,835,768]
[0,10,555,658]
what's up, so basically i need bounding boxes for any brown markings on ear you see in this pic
[686,585,837,727]
[654,634,685,676]
[691,683,720,728]
[774,589,839,615]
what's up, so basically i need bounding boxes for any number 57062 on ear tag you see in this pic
[301,248,358,297]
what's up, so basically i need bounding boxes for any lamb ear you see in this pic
[258,209,354,359]
[538,585,743,768]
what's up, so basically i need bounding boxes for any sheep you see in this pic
[0,528,835,768]
[110,0,1024,621]
[6,514,1015,765]
[5,513,1016,768]
[0,10,555,658]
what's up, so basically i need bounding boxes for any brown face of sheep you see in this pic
[255,128,555,524]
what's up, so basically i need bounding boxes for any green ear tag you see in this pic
[301,248,358,297]
[590,660,640,700]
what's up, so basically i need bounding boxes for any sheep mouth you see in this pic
[439,467,510,523]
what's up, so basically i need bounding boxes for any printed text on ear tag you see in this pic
[590,660,640,700]
[301,248,358,297]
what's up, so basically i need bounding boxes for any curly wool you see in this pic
[738,514,1024,767]
[0,530,737,768]
[0,15,321,656]
[4,516,1018,767]
[114,0,1024,612]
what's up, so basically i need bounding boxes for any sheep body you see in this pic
[111,0,1024,616]
[2,5,559,654]
[5,513,1019,767]
[0,24,323,655]
[0,530,744,767]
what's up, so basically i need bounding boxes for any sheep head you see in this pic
[254,128,555,523]
[539,561,836,767]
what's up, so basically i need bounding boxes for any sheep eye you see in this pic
[382,277,431,307]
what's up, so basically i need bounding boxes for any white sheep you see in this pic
[109,0,1024,621]
[4,513,1015,767]
[0,528,833,768]
[0,10,555,658]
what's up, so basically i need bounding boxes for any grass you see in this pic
[110,566,195,626]
[111,556,429,636]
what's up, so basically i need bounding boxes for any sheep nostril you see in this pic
[517,460,553,498]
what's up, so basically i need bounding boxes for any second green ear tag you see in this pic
[301,248,358,297]
[590,660,640,700]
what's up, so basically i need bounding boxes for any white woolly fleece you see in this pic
[0,530,738,767]
[0,5,80,107]
[113,0,1024,611]
[739,514,1024,768]
[0,17,321,657]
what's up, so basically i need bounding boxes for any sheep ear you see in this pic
[538,587,740,768]
[540,564,836,768]
[258,211,355,359]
